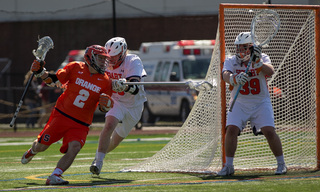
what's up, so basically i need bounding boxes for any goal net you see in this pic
[123,4,320,174]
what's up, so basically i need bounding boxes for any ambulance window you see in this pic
[170,62,180,81]
[161,62,171,81]
[182,58,210,79]
[154,62,163,81]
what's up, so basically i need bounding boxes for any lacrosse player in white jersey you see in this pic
[218,32,287,176]
[90,37,147,175]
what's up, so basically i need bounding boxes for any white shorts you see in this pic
[226,101,275,133]
[105,100,144,138]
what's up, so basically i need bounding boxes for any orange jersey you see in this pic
[55,62,112,125]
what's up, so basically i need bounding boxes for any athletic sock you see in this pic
[95,151,106,163]
[276,155,285,165]
[51,167,64,176]
[225,156,234,167]
[30,148,37,155]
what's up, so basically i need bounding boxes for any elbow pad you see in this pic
[43,73,60,87]
[125,79,139,95]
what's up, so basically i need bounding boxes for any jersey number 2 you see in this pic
[73,89,89,108]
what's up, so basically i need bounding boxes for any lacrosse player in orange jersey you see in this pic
[90,37,147,176]
[21,45,114,185]
[219,32,286,176]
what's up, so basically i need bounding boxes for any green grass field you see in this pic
[1,132,320,192]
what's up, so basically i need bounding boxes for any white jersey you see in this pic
[105,54,147,108]
[222,53,272,107]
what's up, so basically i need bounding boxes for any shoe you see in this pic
[21,149,36,164]
[275,163,287,175]
[90,158,103,176]
[217,165,234,176]
[46,174,69,185]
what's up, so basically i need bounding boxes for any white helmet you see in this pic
[105,37,127,68]
[234,32,253,62]
[234,32,253,45]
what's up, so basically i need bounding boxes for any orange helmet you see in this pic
[84,45,108,74]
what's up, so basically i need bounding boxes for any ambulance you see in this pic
[139,39,215,124]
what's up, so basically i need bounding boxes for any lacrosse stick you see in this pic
[123,80,214,91]
[10,36,54,127]
[229,9,280,112]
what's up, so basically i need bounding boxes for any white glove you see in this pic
[251,45,262,63]
[112,78,127,92]
[229,72,249,86]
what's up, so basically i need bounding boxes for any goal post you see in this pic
[123,4,320,174]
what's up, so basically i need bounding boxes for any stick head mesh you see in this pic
[32,36,54,61]
[251,10,281,47]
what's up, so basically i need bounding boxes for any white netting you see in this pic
[123,5,318,174]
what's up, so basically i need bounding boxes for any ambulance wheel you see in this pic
[135,120,143,130]
[142,102,156,124]
[180,100,190,122]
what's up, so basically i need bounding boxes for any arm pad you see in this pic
[43,73,60,87]
[125,79,139,95]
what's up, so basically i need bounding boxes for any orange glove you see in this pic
[31,60,46,75]
[99,93,114,112]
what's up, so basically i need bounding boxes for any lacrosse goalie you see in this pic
[219,32,287,176]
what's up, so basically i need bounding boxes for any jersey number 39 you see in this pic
[240,78,261,95]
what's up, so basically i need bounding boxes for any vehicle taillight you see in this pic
[142,46,148,53]
[183,49,192,55]
[165,45,170,52]
[193,49,201,55]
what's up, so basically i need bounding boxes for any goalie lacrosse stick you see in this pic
[229,9,280,112]
[123,80,214,91]
[10,36,54,127]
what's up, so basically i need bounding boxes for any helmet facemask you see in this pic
[236,43,252,63]
[106,50,127,68]
[84,45,108,74]
[89,52,107,74]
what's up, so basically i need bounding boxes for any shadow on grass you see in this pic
[198,174,263,181]
[195,169,320,181]
[22,177,134,188]
[68,177,134,187]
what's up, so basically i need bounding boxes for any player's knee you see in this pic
[68,141,82,154]
[34,142,49,152]
[226,125,240,137]
[261,126,276,138]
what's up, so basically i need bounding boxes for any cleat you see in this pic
[46,174,69,185]
[90,158,103,176]
[275,163,287,175]
[217,165,234,176]
[21,149,36,164]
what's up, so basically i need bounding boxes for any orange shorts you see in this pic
[37,108,89,153]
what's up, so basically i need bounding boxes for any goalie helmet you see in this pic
[235,32,253,63]
[84,45,108,74]
[105,37,127,68]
